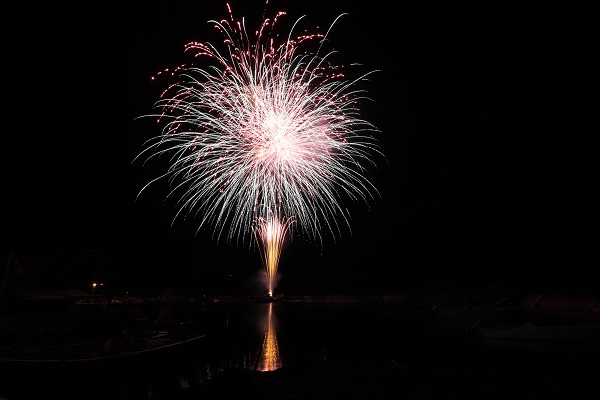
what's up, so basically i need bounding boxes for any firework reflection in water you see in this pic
[253,303,282,372]
[135,2,382,295]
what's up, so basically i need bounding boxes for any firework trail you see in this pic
[135,2,383,294]
[253,211,293,296]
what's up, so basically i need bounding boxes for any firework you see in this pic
[253,211,293,296]
[135,2,382,294]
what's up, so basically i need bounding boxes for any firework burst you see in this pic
[135,2,383,293]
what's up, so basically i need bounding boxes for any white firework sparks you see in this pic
[135,3,383,250]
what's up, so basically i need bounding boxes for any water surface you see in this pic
[1,299,598,399]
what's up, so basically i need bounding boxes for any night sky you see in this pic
[4,1,598,296]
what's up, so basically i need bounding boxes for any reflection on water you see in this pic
[147,302,283,396]
[252,303,282,372]
[3,300,597,399]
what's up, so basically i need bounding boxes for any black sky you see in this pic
[4,1,599,296]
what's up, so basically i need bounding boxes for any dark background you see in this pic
[3,1,598,297]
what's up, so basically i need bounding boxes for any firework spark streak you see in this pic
[253,213,293,296]
[135,2,383,293]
